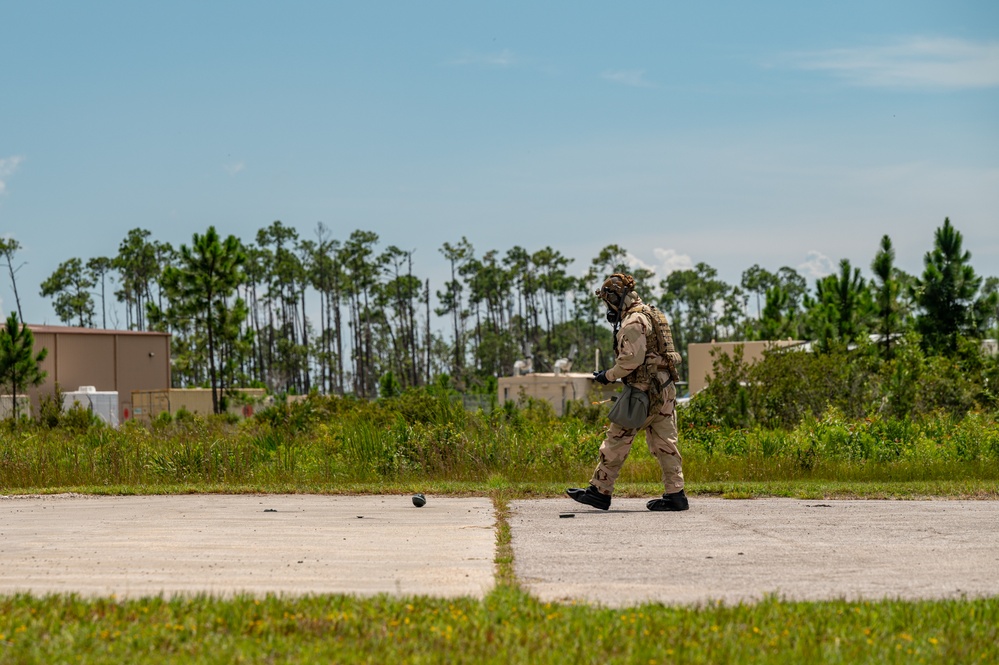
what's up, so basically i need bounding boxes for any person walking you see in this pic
[567,273,689,511]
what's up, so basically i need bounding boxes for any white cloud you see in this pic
[0,155,24,195]
[624,251,655,274]
[786,37,999,90]
[601,69,656,88]
[797,251,836,280]
[224,161,245,176]
[450,49,518,68]
[653,247,695,275]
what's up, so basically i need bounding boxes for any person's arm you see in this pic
[605,317,648,382]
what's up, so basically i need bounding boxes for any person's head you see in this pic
[595,273,636,323]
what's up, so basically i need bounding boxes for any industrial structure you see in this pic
[496,358,616,416]
[14,325,171,422]
[131,388,268,422]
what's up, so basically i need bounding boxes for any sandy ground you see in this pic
[0,494,495,598]
[3,494,998,606]
[510,497,999,607]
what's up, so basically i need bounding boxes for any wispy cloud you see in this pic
[786,37,999,90]
[449,49,518,68]
[797,251,836,280]
[601,69,656,88]
[0,155,24,195]
[224,161,245,176]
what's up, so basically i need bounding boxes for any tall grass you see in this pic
[2,390,998,493]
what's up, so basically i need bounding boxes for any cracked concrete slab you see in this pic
[0,494,495,598]
[509,497,999,607]
[6,494,998,607]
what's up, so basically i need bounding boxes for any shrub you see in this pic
[702,336,998,428]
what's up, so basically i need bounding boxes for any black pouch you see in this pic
[607,383,650,429]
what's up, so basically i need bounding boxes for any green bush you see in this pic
[3,376,999,491]
[701,337,998,429]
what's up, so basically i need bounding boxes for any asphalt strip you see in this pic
[510,497,999,607]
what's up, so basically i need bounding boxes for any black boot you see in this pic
[566,485,611,510]
[647,489,689,512]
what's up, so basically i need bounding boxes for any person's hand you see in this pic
[592,370,610,385]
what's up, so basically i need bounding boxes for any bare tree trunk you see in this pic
[333,284,344,395]
[300,287,310,393]
[425,279,431,385]
[407,254,419,386]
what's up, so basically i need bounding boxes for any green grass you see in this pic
[5,479,999,500]
[3,397,998,662]
[4,394,999,496]
[1,590,996,664]
[5,478,999,501]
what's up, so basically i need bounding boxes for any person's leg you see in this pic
[645,404,683,492]
[645,386,688,511]
[590,422,638,494]
[567,422,637,510]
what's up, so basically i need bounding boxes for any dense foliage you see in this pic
[693,335,999,429]
[3,386,997,493]
[7,216,995,413]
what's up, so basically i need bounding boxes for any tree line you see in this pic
[2,216,997,414]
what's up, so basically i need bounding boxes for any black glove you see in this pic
[592,370,610,385]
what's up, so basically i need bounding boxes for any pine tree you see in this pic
[0,311,47,420]
[805,259,874,351]
[161,227,246,414]
[914,217,982,354]
[39,258,96,327]
[0,238,25,322]
[871,235,901,358]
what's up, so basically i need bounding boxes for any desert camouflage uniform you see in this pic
[590,294,684,495]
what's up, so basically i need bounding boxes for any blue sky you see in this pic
[2,1,997,326]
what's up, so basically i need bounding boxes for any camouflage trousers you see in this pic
[590,383,683,495]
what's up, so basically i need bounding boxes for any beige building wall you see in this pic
[131,388,268,421]
[20,326,171,422]
[687,340,805,395]
[497,373,615,416]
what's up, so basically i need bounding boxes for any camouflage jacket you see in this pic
[604,298,681,395]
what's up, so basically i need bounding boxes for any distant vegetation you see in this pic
[3,377,997,495]
[692,335,999,428]
[1,215,994,414]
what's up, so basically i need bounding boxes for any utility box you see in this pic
[0,395,32,420]
[62,386,120,427]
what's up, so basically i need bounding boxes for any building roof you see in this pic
[25,325,170,337]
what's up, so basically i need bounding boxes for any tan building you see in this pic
[497,372,615,416]
[131,388,268,422]
[686,340,805,394]
[19,325,171,422]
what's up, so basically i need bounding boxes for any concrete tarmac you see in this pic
[0,494,495,598]
[3,494,999,606]
[510,497,999,607]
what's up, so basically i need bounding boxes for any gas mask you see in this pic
[605,297,623,323]
[596,273,635,326]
